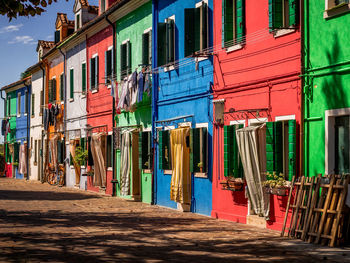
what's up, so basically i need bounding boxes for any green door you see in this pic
[335,116,349,174]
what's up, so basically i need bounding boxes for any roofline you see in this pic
[0,76,31,91]
[42,0,131,58]
[25,61,44,74]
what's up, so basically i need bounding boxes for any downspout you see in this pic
[304,0,310,177]
[1,89,6,158]
[105,15,117,196]
[151,0,159,205]
[39,64,45,182]
[300,0,305,177]
[58,47,67,184]
[25,82,30,180]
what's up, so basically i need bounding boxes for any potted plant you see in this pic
[74,146,88,175]
[220,172,244,191]
[263,172,289,196]
[197,162,203,173]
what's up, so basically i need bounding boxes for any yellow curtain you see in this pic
[170,127,191,204]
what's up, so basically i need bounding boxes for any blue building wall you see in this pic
[152,0,213,216]
[15,86,31,179]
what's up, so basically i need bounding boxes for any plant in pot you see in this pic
[263,172,289,196]
[74,146,88,176]
[220,170,244,191]
[197,162,203,173]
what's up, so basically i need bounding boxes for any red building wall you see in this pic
[212,0,301,231]
[86,25,114,196]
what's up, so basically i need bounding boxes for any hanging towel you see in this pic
[120,131,131,196]
[18,144,27,175]
[91,133,106,187]
[170,127,191,204]
[49,135,58,171]
[137,72,144,103]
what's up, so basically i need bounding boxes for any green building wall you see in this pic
[304,1,350,176]
[115,1,152,203]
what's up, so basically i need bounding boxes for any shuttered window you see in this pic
[266,120,296,181]
[80,137,86,166]
[90,56,99,90]
[14,142,19,163]
[60,73,64,100]
[82,63,86,92]
[17,93,21,116]
[224,124,244,178]
[185,2,208,57]
[40,91,43,115]
[31,94,35,116]
[222,0,245,48]
[34,140,38,164]
[106,135,112,168]
[24,90,28,114]
[269,0,298,31]
[139,131,152,170]
[190,127,208,174]
[105,49,113,84]
[142,31,152,66]
[48,79,57,103]
[54,30,60,43]
[158,130,171,170]
[70,68,74,99]
[157,18,175,66]
[120,41,131,79]
[7,96,11,117]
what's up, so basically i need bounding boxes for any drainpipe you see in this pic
[58,47,67,184]
[24,80,30,181]
[39,64,45,182]
[1,89,6,157]
[105,15,117,196]
[300,0,305,177]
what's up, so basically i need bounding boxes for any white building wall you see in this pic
[65,40,87,189]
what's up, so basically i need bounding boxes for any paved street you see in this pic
[0,177,349,263]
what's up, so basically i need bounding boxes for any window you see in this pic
[48,78,57,103]
[17,92,21,116]
[334,116,349,174]
[82,63,86,93]
[24,91,28,115]
[105,49,113,84]
[7,95,11,117]
[34,140,38,165]
[158,130,172,170]
[60,73,64,100]
[269,0,298,31]
[224,124,244,178]
[185,1,209,56]
[106,135,112,168]
[266,120,296,181]
[40,90,43,115]
[90,55,99,90]
[157,17,175,66]
[54,30,60,44]
[31,94,35,116]
[120,41,131,79]
[191,127,208,174]
[222,0,245,48]
[139,131,152,170]
[76,14,80,30]
[70,68,74,99]
[101,0,106,13]
[142,30,152,66]
[80,137,86,166]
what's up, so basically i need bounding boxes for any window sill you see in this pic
[107,167,112,171]
[39,113,43,116]
[69,98,74,102]
[91,89,98,94]
[81,165,86,169]
[164,65,175,72]
[194,172,208,178]
[70,165,74,169]
[324,3,350,18]
[80,95,86,99]
[17,115,21,118]
[31,115,35,118]
[273,28,296,38]
[164,170,172,175]
[24,113,28,116]
[107,85,111,89]
[34,162,37,166]
[143,169,152,174]
[226,44,244,53]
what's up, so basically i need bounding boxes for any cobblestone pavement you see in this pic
[0,178,350,263]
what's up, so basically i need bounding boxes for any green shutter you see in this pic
[53,79,57,102]
[201,127,208,173]
[60,74,64,101]
[142,32,150,65]
[185,8,196,57]
[222,0,234,48]
[89,58,92,90]
[288,120,296,181]
[232,124,244,178]
[266,122,275,174]
[127,41,131,75]
[14,142,19,163]
[158,130,163,170]
[95,56,99,89]
[120,44,125,78]
[82,63,86,92]
[157,22,167,66]
[70,69,74,99]
[31,94,35,116]
[236,0,245,44]
[166,19,175,64]
[274,122,283,175]
[148,132,152,170]
[48,80,52,103]
[194,7,201,53]
[201,2,208,51]
[289,0,297,27]
[139,131,143,170]
[224,125,234,177]
[269,0,283,31]
[190,128,200,173]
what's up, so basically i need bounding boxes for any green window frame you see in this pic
[120,41,131,79]
[48,78,57,103]
[142,30,152,66]
[157,18,175,66]
[222,0,245,48]
[224,124,244,178]
[139,131,153,170]
[268,0,298,31]
[70,68,74,99]
[7,95,11,117]
[89,56,99,90]
[190,127,208,174]
[31,94,35,116]
[17,92,21,116]
[60,73,64,101]
[82,63,86,93]
[158,130,172,170]
[185,2,208,57]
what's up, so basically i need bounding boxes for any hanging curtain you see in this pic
[236,124,269,219]
[18,144,27,175]
[91,133,106,187]
[49,135,58,170]
[170,127,191,205]
[120,131,131,195]
[70,139,81,185]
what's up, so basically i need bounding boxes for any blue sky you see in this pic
[0,0,99,143]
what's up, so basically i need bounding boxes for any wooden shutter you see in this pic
[158,130,164,170]
[224,125,234,177]
[88,136,94,166]
[222,0,234,48]
[201,2,208,51]
[54,30,60,43]
[236,0,245,44]
[288,120,296,181]
[185,8,196,57]
[70,69,74,99]
[201,128,208,173]
[60,74,64,100]
[95,56,99,89]
[89,58,92,90]
[120,44,125,78]
[269,0,283,31]
[40,91,43,115]
[126,41,131,75]
[266,122,275,174]
[14,142,19,163]
[82,63,86,92]
[105,50,108,84]
[232,124,244,178]
[48,79,52,103]
[157,22,167,66]
[139,131,143,170]
[274,121,283,175]
[166,19,175,64]
[148,132,152,170]
[289,0,297,27]
[31,94,35,116]
[148,31,152,65]
[52,78,57,102]
[142,32,150,65]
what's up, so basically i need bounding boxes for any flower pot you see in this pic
[265,187,287,196]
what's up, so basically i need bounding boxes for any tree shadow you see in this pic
[0,190,101,201]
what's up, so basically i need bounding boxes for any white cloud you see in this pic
[0,24,23,34]
[8,35,36,45]
[46,34,54,40]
